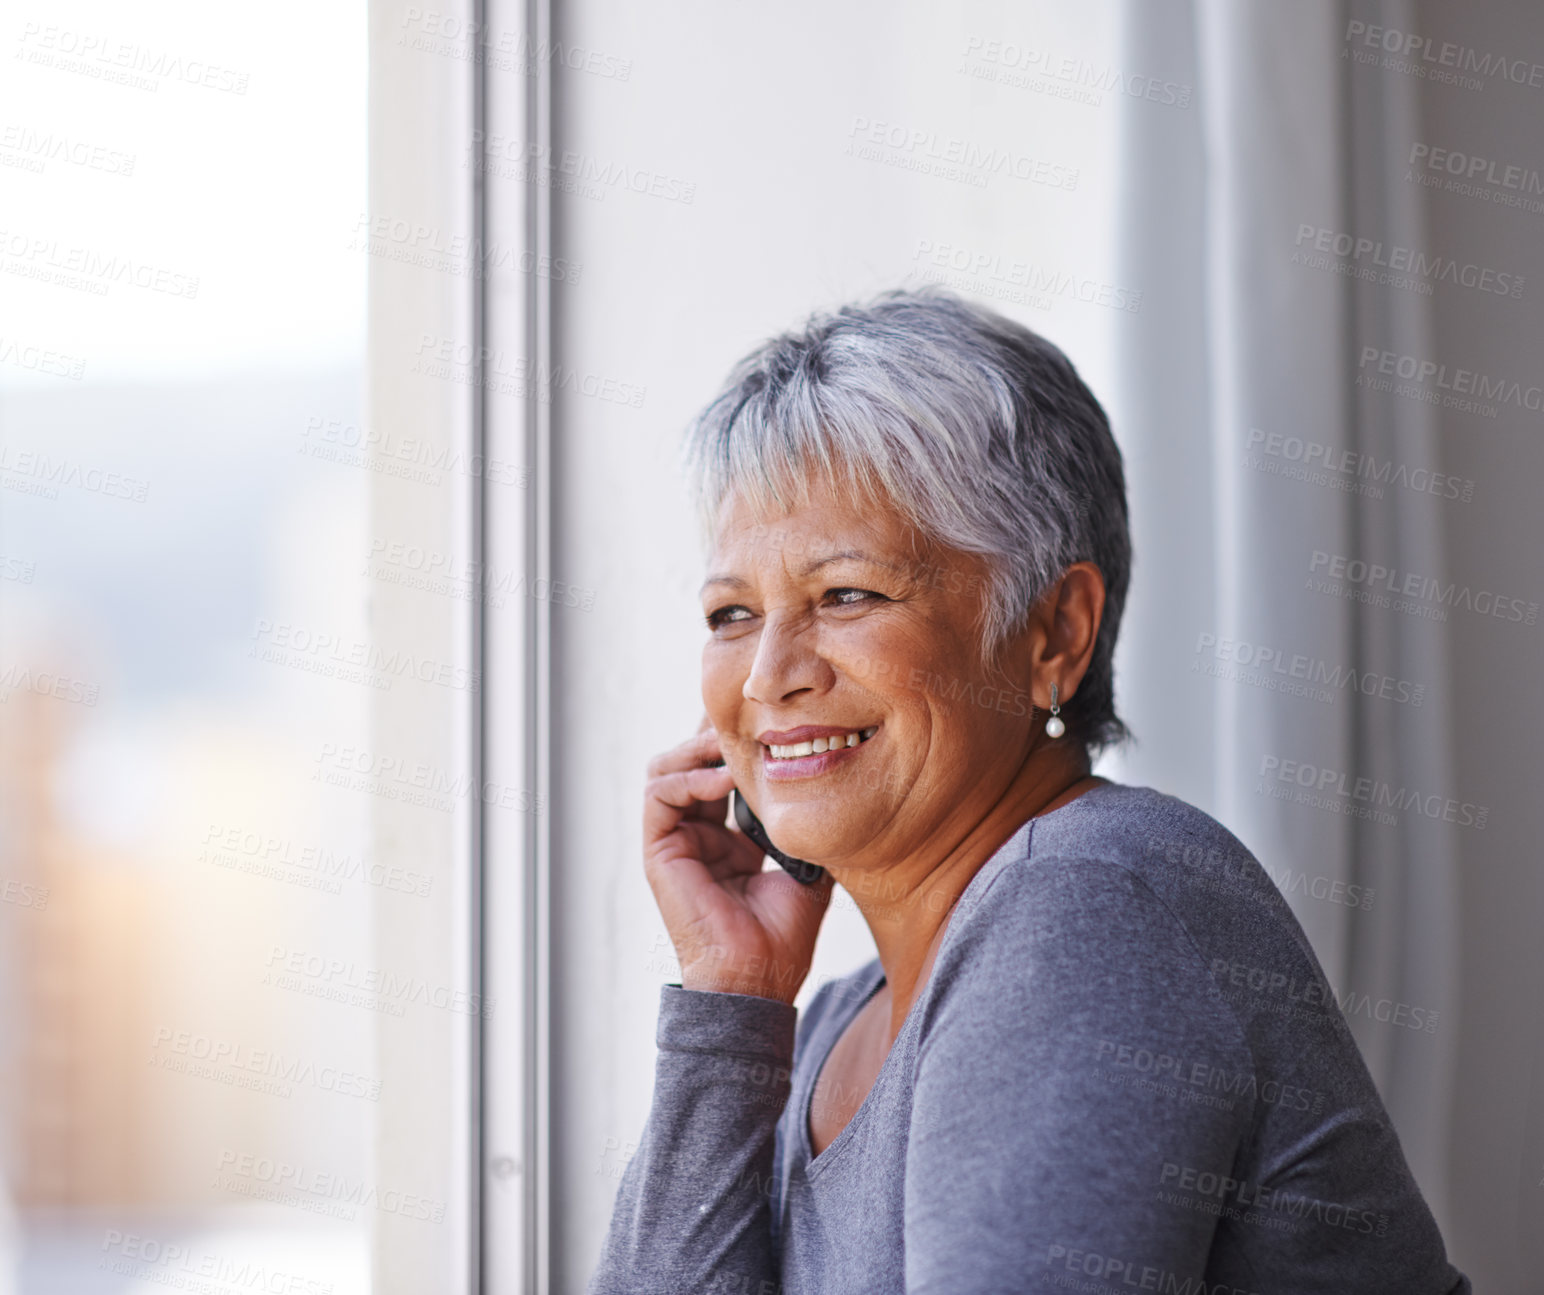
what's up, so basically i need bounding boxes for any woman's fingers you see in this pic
[645,727,752,829]
[681,819,766,880]
[638,725,832,1004]
[648,725,763,775]
[643,764,736,842]
[647,728,728,781]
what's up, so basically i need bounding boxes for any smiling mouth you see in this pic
[764,727,879,760]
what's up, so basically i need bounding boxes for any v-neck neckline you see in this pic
[800,958,889,1177]
[793,781,1116,1177]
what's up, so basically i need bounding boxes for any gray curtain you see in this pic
[1109,0,1460,1228]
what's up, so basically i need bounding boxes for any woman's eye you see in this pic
[704,589,884,630]
[827,588,884,606]
[704,605,751,629]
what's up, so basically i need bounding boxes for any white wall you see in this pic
[539,3,1131,1286]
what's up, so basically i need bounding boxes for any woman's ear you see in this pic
[1031,562,1106,703]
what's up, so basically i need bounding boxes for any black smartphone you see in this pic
[704,757,827,885]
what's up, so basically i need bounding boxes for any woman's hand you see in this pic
[642,715,835,1003]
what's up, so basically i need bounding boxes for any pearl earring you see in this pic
[1044,683,1065,739]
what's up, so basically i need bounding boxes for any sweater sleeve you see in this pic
[904,857,1255,1294]
[586,983,797,1295]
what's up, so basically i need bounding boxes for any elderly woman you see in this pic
[587,288,1469,1294]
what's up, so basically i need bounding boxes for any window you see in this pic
[1,4,374,1290]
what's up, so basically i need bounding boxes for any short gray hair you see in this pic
[680,284,1132,756]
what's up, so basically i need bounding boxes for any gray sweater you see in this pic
[588,781,1470,1294]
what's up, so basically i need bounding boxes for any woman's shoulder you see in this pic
[1018,780,1286,919]
[938,780,1307,989]
[1029,780,1257,876]
[914,784,1263,1077]
[945,781,1255,912]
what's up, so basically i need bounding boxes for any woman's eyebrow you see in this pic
[699,573,748,594]
[797,550,900,576]
[699,550,902,595]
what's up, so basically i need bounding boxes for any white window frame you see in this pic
[368,0,552,1290]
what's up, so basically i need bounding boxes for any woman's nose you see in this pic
[741,614,828,704]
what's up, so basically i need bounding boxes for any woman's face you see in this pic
[700,475,1041,870]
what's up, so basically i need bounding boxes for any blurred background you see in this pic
[0,1,374,1291]
[1,0,1540,1292]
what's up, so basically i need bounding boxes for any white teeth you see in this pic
[766,728,878,760]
